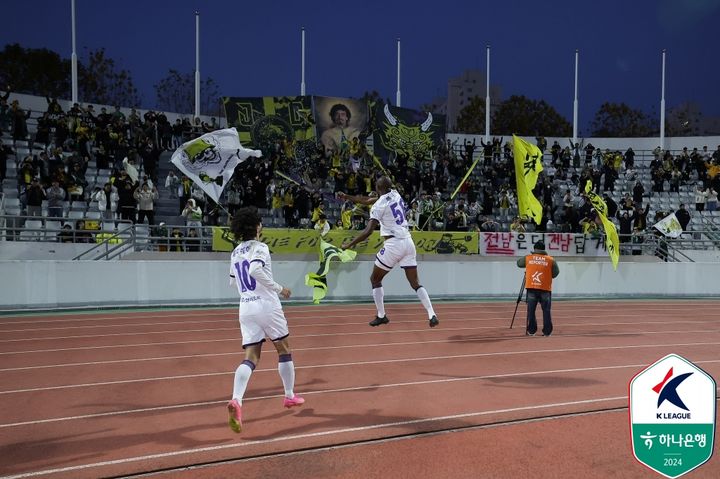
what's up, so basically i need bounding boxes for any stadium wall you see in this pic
[1,259,717,310]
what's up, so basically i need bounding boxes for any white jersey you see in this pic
[229,240,281,314]
[370,189,411,239]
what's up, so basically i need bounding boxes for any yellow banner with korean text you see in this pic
[212,228,479,255]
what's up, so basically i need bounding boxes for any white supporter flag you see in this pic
[170,128,262,203]
[653,212,684,238]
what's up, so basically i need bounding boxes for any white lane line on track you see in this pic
[0,397,631,479]
[2,346,720,396]
[3,316,720,344]
[1,340,719,373]
[2,327,720,357]
[0,360,670,429]
[0,302,717,325]
[2,310,719,333]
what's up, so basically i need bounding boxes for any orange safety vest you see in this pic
[524,254,553,292]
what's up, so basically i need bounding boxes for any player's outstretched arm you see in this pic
[342,218,379,250]
[337,192,378,206]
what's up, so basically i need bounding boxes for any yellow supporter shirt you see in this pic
[341,209,352,229]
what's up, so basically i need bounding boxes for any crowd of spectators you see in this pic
[3,88,720,252]
[1,87,218,242]
[215,131,720,250]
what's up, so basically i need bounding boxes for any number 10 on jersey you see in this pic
[234,260,257,292]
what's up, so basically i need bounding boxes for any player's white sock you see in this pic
[372,286,386,318]
[416,286,436,319]
[232,360,255,404]
[278,354,295,398]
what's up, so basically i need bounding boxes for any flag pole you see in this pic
[194,11,201,119]
[396,38,401,107]
[71,0,78,104]
[573,49,579,144]
[300,27,306,96]
[659,49,666,151]
[485,45,490,142]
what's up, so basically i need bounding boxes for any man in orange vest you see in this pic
[516,240,560,336]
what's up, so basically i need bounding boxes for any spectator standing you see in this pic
[706,188,718,212]
[134,183,159,225]
[675,204,691,232]
[182,198,203,229]
[92,183,119,220]
[633,181,645,205]
[117,181,137,223]
[10,100,31,150]
[631,203,650,231]
[46,179,66,218]
[165,171,180,199]
[616,210,633,244]
[25,178,46,217]
[694,185,707,213]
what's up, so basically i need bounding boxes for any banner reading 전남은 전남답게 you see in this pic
[479,232,610,257]
[212,228,479,255]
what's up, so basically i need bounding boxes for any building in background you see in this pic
[426,69,503,132]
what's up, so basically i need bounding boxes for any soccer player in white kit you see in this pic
[339,176,439,328]
[226,207,304,433]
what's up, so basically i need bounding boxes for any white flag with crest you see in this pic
[653,212,684,238]
[170,127,262,203]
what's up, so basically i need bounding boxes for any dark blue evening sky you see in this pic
[2,0,719,134]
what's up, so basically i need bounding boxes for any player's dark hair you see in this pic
[329,103,351,122]
[230,207,261,241]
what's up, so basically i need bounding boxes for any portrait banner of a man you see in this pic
[312,96,368,155]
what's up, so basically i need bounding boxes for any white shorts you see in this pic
[374,236,417,271]
[239,307,289,348]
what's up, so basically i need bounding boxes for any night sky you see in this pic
[2,0,719,134]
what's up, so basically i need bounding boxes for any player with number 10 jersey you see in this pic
[226,207,304,435]
[231,241,283,316]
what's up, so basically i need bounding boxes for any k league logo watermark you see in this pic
[629,354,716,478]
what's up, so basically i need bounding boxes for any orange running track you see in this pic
[0,300,718,479]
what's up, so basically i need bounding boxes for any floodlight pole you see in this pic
[71,0,78,104]
[396,38,401,107]
[573,49,579,144]
[194,11,201,119]
[301,27,306,96]
[659,49,666,151]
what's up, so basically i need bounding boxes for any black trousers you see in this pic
[526,288,552,336]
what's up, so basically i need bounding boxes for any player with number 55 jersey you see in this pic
[226,207,304,435]
[338,176,439,329]
[368,189,412,239]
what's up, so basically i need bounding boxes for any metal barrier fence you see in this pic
[2,213,720,262]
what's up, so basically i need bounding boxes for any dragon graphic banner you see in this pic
[372,102,446,161]
[222,96,316,161]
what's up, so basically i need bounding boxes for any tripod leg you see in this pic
[509,273,526,329]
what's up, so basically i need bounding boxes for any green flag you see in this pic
[305,239,357,304]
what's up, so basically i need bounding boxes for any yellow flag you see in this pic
[304,239,357,304]
[512,135,544,224]
[584,180,619,270]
